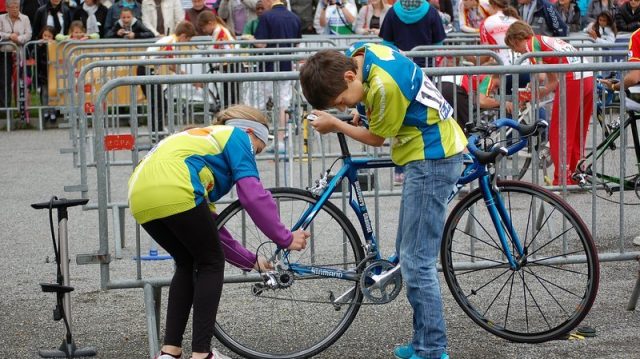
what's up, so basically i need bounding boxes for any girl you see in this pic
[458,0,489,33]
[505,20,594,186]
[354,0,390,35]
[36,26,57,123]
[585,10,617,44]
[54,20,99,41]
[128,104,310,359]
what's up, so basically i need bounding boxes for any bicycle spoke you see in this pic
[523,267,573,317]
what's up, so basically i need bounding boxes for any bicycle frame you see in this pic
[280,120,532,282]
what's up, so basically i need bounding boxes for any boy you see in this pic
[105,7,155,39]
[299,42,466,359]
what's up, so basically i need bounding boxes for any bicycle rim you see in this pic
[441,180,599,343]
[214,188,364,359]
[582,113,640,205]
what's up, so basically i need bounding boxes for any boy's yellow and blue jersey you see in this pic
[128,126,259,224]
[346,42,467,165]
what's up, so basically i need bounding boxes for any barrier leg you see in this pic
[627,259,640,311]
[112,205,122,259]
[144,283,162,359]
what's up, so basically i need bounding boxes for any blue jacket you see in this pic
[519,0,568,37]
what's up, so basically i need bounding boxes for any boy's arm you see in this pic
[309,111,385,147]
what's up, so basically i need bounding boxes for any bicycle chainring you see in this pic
[635,175,640,200]
[359,260,402,304]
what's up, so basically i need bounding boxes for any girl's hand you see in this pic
[288,229,310,251]
[309,110,339,134]
[253,256,274,271]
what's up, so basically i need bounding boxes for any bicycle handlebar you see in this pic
[467,118,549,165]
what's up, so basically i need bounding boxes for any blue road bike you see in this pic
[213,118,599,359]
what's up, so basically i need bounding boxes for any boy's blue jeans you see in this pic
[395,154,463,359]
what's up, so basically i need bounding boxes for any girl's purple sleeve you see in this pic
[213,212,258,271]
[236,177,293,249]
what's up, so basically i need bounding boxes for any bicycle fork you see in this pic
[479,176,525,270]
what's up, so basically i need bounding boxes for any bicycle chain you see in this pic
[251,290,387,306]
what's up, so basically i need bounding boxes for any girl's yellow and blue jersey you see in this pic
[346,42,467,165]
[128,126,259,224]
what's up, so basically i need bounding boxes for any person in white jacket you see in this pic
[584,10,617,44]
[354,0,390,35]
[141,0,185,36]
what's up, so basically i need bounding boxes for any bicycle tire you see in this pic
[213,187,365,359]
[440,180,599,343]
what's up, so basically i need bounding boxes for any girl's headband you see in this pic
[225,119,270,146]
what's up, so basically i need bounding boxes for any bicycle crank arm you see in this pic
[368,263,401,290]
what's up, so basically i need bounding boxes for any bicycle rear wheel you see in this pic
[214,187,365,359]
[441,180,599,343]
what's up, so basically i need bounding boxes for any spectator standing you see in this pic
[516,0,568,36]
[505,20,594,185]
[185,0,212,34]
[1,0,31,110]
[289,0,314,34]
[217,0,258,36]
[253,0,301,152]
[318,0,357,34]
[438,0,454,20]
[312,0,356,34]
[35,25,55,122]
[72,0,108,38]
[141,0,184,36]
[458,0,489,32]
[585,10,616,43]
[21,0,46,25]
[555,0,580,32]
[430,0,454,32]
[105,6,154,37]
[479,0,520,65]
[615,0,640,33]
[354,0,390,35]
[240,0,262,37]
[104,0,142,35]
[586,0,616,24]
[32,0,71,37]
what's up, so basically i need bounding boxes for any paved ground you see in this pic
[1,129,639,359]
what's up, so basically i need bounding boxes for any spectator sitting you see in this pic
[104,0,142,34]
[555,0,581,32]
[240,0,263,38]
[54,19,99,39]
[106,7,155,38]
[32,0,72,39]
[459,0,489,32]
[586,0,616,24]
[0,0,32,111]
[354,0,390,35]
[516,0,568,36]
[615,0,640,33]
[585,10,617,43]
[186,0,213,34]
[218,0,259,37]
[141,0,185,36]
[318,0,357,34]
[73,0,108,38]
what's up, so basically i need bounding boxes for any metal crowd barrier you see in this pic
[0,41,20,131]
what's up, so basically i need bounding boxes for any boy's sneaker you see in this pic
[393,344,449,359]
[192,348,231,359]
[154,351,181,359]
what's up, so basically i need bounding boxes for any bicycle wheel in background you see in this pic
[576,110,640,205]
[214,188,365,359]
[440,180,599,343]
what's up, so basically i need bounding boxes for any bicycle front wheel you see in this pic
[214,187,365,359]
[441,180,599,343]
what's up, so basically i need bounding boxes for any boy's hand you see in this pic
[288,229,310,251]
[309,110,339,134]
[253,256,274,271]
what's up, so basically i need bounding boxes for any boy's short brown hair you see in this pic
[175,21,197,38]
[299,50,358,110]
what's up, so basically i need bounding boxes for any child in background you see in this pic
[458,0,489,32]
[55,20,100,41]
[585,10,617,44]
[241,0,264,39]
[36,26,57,123]
[105,7,155,39]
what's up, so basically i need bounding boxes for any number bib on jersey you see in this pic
[415,74,454,121]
